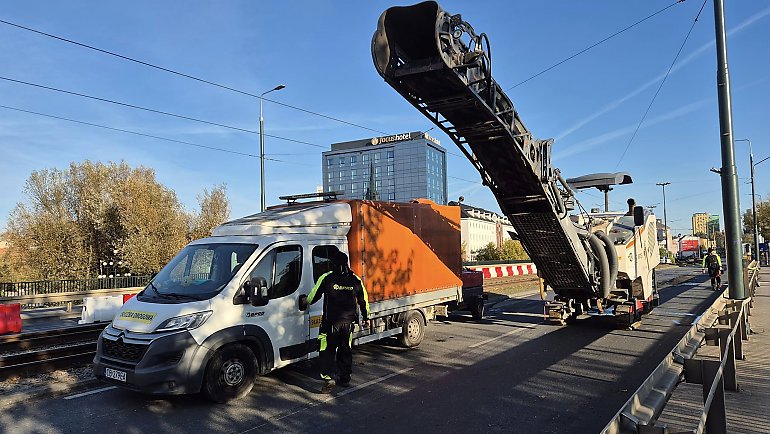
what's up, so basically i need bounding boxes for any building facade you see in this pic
[322,132,447,204]
[450,202,514,261]
[692,212,709,236]
[707,215,720,239]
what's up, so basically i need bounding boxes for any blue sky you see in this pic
[1,1,768,237]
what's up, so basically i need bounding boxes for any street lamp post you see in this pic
[259,84,286,212]
[736,139,760,263]
[656,182,671,258]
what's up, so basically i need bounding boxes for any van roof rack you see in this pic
[278,191,342,205]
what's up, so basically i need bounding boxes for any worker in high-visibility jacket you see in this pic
[307,251,370,394]
[702,247,723,290]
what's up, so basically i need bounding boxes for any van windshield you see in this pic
[144,243,257,301]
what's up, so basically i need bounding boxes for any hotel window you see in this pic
[339,157,345,167]
[327,158,333,167]
[387,164,394,175]
[350,155,357,164]
[374,153,381,162]
[387,150,394,160]
[362,154,369,163]
[351,169,357,179]
[388,192,395,201]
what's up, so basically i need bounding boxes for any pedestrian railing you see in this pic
[602,260,760,434]
[0,275,150,297]
[0,276,150,310]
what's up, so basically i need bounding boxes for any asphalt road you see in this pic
[0,266,721,434]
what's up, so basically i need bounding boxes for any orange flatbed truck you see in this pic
[94,194,483,401]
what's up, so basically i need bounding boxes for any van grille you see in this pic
[103,337,147,363]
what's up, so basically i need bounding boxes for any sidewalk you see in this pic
[657,268,770,433]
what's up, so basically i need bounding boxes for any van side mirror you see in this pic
[298,294,308,311]
[633,206,645,227]
[250,276,269,307]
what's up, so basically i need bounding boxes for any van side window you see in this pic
[312,245,340,282]
[250,245,303,300]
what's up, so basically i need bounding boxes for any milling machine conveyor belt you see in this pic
[373,1,592,292]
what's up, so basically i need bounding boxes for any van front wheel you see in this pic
[203,343,257,403]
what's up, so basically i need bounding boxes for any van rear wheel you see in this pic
[203,343,257,403]
[398,310,425,348]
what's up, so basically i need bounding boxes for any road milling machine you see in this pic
[372,1,660,326]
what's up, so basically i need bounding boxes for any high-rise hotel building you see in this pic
[321,131,447,204]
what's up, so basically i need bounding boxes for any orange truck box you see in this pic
[346,199,462,302]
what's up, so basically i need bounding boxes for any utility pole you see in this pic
[714,0,745,299]
[656,182,671,258]
[736,139,760,263]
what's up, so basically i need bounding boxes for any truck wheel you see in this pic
[203,343,257,403]
[398,310,425,348]
[471,298,485,320]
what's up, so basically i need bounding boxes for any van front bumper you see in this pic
[93,325,212,395]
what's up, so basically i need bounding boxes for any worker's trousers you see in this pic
[318,322,353,381]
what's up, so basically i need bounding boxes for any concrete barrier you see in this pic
[468,263,537,279]
[78,295,124,324]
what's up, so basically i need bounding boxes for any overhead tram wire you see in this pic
[0,18,388,135]
[506,0,687,90]
[0,75,326,149]
[615,0,708,168]
[0,104,313,167]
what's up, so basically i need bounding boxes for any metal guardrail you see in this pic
[0,275,150,297]
[602,261,760,434]
[0,287,144,312]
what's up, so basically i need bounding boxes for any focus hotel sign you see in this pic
[369,131,441,146]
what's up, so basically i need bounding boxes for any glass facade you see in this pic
[321,135,447,204]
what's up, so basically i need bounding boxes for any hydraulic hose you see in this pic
[580,232,611,299]
[595,230,618,292]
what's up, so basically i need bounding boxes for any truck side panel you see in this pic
[347,199,462,302]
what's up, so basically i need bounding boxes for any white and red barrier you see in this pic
[468,263,537,279]
[79,293,138,324]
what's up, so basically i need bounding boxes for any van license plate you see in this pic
[105,368,127,382]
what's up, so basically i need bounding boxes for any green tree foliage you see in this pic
[473,240,530,262]
[190,184,231,240]
[474,243,500,261]
[499,239,529,261]
[1,161,230,281]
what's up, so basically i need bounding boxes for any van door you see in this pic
[306,243,346,359]
[247,243,308,368]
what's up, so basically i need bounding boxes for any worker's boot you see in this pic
[320,378,336,394]
[338,375,351,387]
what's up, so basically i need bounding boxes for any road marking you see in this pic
[468,326,532,349]
[238,366,413,433]
[63,386,117,400]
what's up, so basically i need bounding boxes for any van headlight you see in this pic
[156,311,213,332]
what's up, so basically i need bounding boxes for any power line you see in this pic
[448,175,479,183]
[0,17,388,135]
[0,75,326,149]
[615,0,708,168]
[506,0,686,90]
[0,104,314,167]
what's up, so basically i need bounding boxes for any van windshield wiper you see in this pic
[146,281,165,298]
[163,292,203,301]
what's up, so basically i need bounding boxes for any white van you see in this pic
[93,198,466,402]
